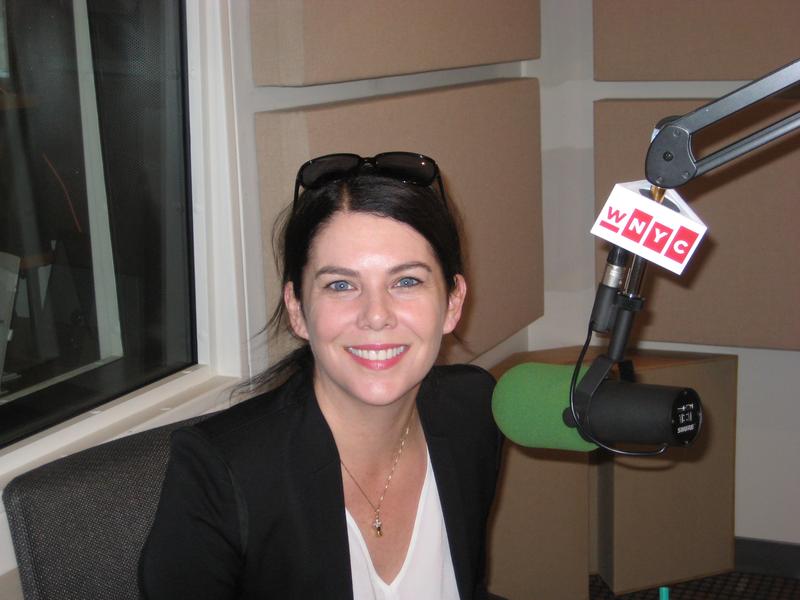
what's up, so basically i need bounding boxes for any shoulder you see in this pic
[421,365,503,495]
[428,363,496,399]
[419,364,497,435]
[178,370,314,464]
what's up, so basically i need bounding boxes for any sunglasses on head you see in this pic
[293,152,445,204]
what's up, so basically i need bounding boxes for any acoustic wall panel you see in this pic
[594,98,800,350]
[488,445,590,600]
[594,0,800,81]
[256,79,543,363]
[250,0,540,86]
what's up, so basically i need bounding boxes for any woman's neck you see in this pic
[315,382,421,473]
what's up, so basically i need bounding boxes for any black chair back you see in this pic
[3,415,206,600]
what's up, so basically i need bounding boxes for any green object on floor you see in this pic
[659,587,669,600]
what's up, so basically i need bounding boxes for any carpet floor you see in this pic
[589,571,800,599]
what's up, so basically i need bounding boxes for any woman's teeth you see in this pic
[348,346,406,361]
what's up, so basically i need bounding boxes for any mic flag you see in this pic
[492,362,597,452]
[591,181,707,275]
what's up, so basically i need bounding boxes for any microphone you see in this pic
[492,362,702,451]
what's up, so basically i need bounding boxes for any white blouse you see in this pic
[345,452,459,600]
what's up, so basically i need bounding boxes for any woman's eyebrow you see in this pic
[313,262,432,279]
[313,266,358,279]
[389,261,433,275]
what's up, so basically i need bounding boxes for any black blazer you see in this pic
[139,364,502,599]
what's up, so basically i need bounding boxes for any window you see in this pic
[0,0,194,448]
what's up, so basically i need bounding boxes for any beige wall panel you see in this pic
[594,98,800,350]
[488,446,590,600]
[250,0,540,86]
[256,79,543,364]
[594,0,800,81]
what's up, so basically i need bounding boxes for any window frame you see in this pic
[0,0,248,496]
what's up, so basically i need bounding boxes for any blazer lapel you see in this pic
[418,374,473,600]
[291,374,354,599]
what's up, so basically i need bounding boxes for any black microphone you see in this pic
[492,362,703,451]
[564,379,702,447]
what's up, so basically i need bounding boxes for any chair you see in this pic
[2,415,206,600]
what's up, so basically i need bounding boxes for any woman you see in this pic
[139,152,503,599]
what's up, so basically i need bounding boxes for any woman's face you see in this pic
[285,211,466,410]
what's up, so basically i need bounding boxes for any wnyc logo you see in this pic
[591,182,707,275]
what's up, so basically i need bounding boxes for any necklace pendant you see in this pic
[372,515,383,537]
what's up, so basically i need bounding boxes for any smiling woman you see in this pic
[139,155,503,600]
[286,212,466,412]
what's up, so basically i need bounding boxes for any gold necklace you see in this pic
[340,405,415,538]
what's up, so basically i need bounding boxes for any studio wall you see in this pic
[594,0,800,81]
[250,0,540,85]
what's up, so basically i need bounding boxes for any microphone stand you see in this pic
[569,185,662,433]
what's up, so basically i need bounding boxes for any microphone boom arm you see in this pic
[646,58,800,189]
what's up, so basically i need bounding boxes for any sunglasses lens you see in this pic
[374,153,437,185]
[299,154,361,188]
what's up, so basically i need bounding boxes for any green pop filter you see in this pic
[492,362,597,452]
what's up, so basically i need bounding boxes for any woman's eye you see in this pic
[327,280,353,292]
[395,277,420,288]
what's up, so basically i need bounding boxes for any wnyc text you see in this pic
[591,183,706,275]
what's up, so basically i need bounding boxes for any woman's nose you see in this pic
[357,290,397,330]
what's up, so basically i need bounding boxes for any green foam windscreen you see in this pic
[492,362,597,452]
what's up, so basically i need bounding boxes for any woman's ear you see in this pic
[442,274,467,335]
[284,282,309,340]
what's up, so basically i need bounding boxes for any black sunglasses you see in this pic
[293,152,445,204]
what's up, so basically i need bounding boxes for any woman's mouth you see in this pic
[346,345,408,369]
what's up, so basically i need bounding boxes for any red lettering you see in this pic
[600,220,620,233]
[606,206,628,224]
[599,205,628,233]
[664,226,700,264]
[622,209,653,243]
[642,221,673,253]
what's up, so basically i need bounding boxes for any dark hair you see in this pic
[241,173,464,393]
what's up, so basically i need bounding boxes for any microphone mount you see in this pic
[569,57,800,456]
[646,58,800,189]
